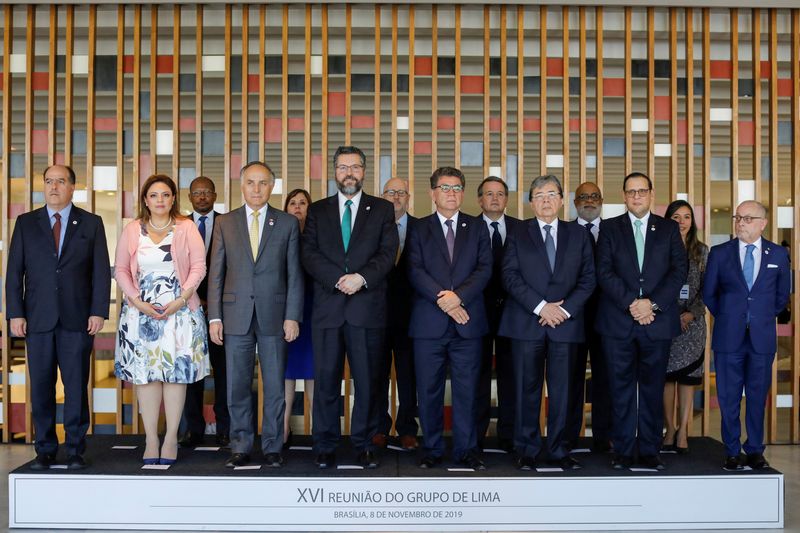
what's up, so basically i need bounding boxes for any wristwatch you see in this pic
[650,301,660,312]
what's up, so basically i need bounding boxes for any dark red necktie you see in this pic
[53,212,61,255]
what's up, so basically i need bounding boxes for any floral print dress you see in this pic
[115,229,210,385]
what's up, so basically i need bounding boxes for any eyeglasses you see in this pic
[532,191,561,201]
[383,189,408,197]
[576,193,602,201]
[732,215,765,224]
[624,188,651,198]
[335,164,365,174]
[433,184,465,193]
[191,190,216,197]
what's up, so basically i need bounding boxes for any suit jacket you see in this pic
[301,193,398,329]
[703,237,790,354]
[595,212,687,341]
[196,210,222,302]
[387,214,419,330]
[498,218,596,342]
[207,205,303,336]
[570,219,601,336]
[484,215,522,330]
[6,205,111,333]
[407,212,493,339]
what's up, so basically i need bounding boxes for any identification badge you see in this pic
[679,284,690,300]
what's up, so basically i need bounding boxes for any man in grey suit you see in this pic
[207,161,304,468]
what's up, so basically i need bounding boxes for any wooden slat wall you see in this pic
[2,3,800,446]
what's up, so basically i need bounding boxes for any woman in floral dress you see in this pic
[114,174,209,465]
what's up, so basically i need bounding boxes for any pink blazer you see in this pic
[114,217,206,311]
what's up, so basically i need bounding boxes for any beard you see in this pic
[337,177,363,196]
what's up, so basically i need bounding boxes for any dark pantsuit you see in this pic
[376,328,418,437]
[26,326,93,456]
[512,339,575,460]
[313,324,384,453]
[715,329,774,457]
[477,334,514,443]
[603,327,670,458]
[566,332,611,446]
[184,339,229,437]
[414,326,481,460]
[225,315,286,456]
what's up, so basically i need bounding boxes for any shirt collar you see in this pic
[739,237,762,251]
[245,204,268,218]
[436,210,460,227]
[47,202,73,220]
[482,213,505,227]
[193,211,214,221]
[628,210,650,226]
[577,216,601,227]
[396,212,408,228]
[338,190,363,209]
[537,218,559,231]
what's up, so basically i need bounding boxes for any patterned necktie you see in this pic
[445,219,455,262]
[544,224,556,271]
[249,210,260,260]
[743,243,755,290]
[585,221,594,239]
[633,219,645,271]
[342,199,353,252]
[53,212,62,256]
[198,215,207,244]
[395,222,403,264]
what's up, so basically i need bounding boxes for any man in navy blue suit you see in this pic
[595,172,687,470]
[6,165,111,470]
[499,175,595,470]
[704,201,790,471]
[407,167,492,470]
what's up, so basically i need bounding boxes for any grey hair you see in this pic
[528,174,563,201]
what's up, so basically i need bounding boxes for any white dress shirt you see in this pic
[532,218,569,318]
[739,237,763,281]
[576,216,601,242]
[338,190,363,230]
[627,211,651,246]
[482,213,507,245]
[192,210,215,251]
[436,210,460,238]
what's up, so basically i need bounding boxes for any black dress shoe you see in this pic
[225,452,250,468]
[216,434,231,448]
[639,455,666,470]
[315,452,336,469]
[455,453,487,471]
[746,453,770,470]
[611,454,633,470]
[357,450,379,469]
[550,456,582,470]
[179,432,204,448]
[418,455,443,469]
[264,453,283,468]
[516,456,536,471]
[30,453,56,471]
[66,455,88,470]
[723,455,744,471]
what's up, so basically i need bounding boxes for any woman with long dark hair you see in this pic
[662,200,708,453]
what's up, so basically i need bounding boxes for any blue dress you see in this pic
[285,276,313,379]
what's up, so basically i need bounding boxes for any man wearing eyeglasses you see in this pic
[565,182,612,453]
[476,176,521,453]
[301,146,398,469]
[704,201,789,471]
[498,175,595,471]
[407,167,492,470]
[595,172,687,471]
[180,176,231,449]
[372,178,420,451]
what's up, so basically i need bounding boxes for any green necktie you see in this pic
[633,219,644,271]
[342,199,353,252]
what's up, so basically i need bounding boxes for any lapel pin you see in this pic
[72,220,77,225]
[765,248,769,255]
[650,225,655,232]
[461,222,466,228]
[268,218,274,226]
[366,205,371,211]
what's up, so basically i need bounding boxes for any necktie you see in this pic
[53,212,62,256]
[445,219,455,262]
[544,224,556,271]
[743,243,755,290]
[395,222,403,264]
[249,210,260,260]
[490,221,502,264]
[585,221,595,239]
[342,200,353,252]
[198,215,207,244]
[633,219,645,271]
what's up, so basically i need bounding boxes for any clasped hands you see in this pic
[538,300,567,328]
[132,298,184,321]
[437,290,469,325]
[630,298,655,325]
[336,273,366,295]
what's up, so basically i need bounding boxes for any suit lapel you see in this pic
[37,208,57,254]
[642,215,659,275]
[429,214,451,264]
[620,214,640,273]
[751,240,773,291]
[255,206,274,262]
[326,196,345,252]
[61,206,82,256]
[235,207,255,264]
[451,214,469,266]
[350,194,372,244]
[554,219,569,272]
[729,239,749,290]
[527,219,553,274]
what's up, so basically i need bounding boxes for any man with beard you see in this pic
[301,146,398,469]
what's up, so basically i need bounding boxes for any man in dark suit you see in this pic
[704,201,790,471]
[407,166,492,470]
[595,172,687,470]
[6,164,111,470]
[372,177,419,451]
[499,175,595,470]
[301,146,398,469]
[180,176,230,448]
[207,161,304,468]
[476,176,520,452]
[566,181,612,452]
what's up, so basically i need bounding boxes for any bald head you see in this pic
[383,177,410,220]
[734,200,768,244]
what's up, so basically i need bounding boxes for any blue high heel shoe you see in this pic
[159,457,176,466]
[142,457,160,465]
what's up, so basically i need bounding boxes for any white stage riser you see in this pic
[9,474,783,531]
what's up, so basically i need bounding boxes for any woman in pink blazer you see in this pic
[114,174,209,465]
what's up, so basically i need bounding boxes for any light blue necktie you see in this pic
[633,219,644,271]
[342,199,353,252]
[544,224,556,272]
[743,243,755,290]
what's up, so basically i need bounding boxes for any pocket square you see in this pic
[767,263,779,269]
